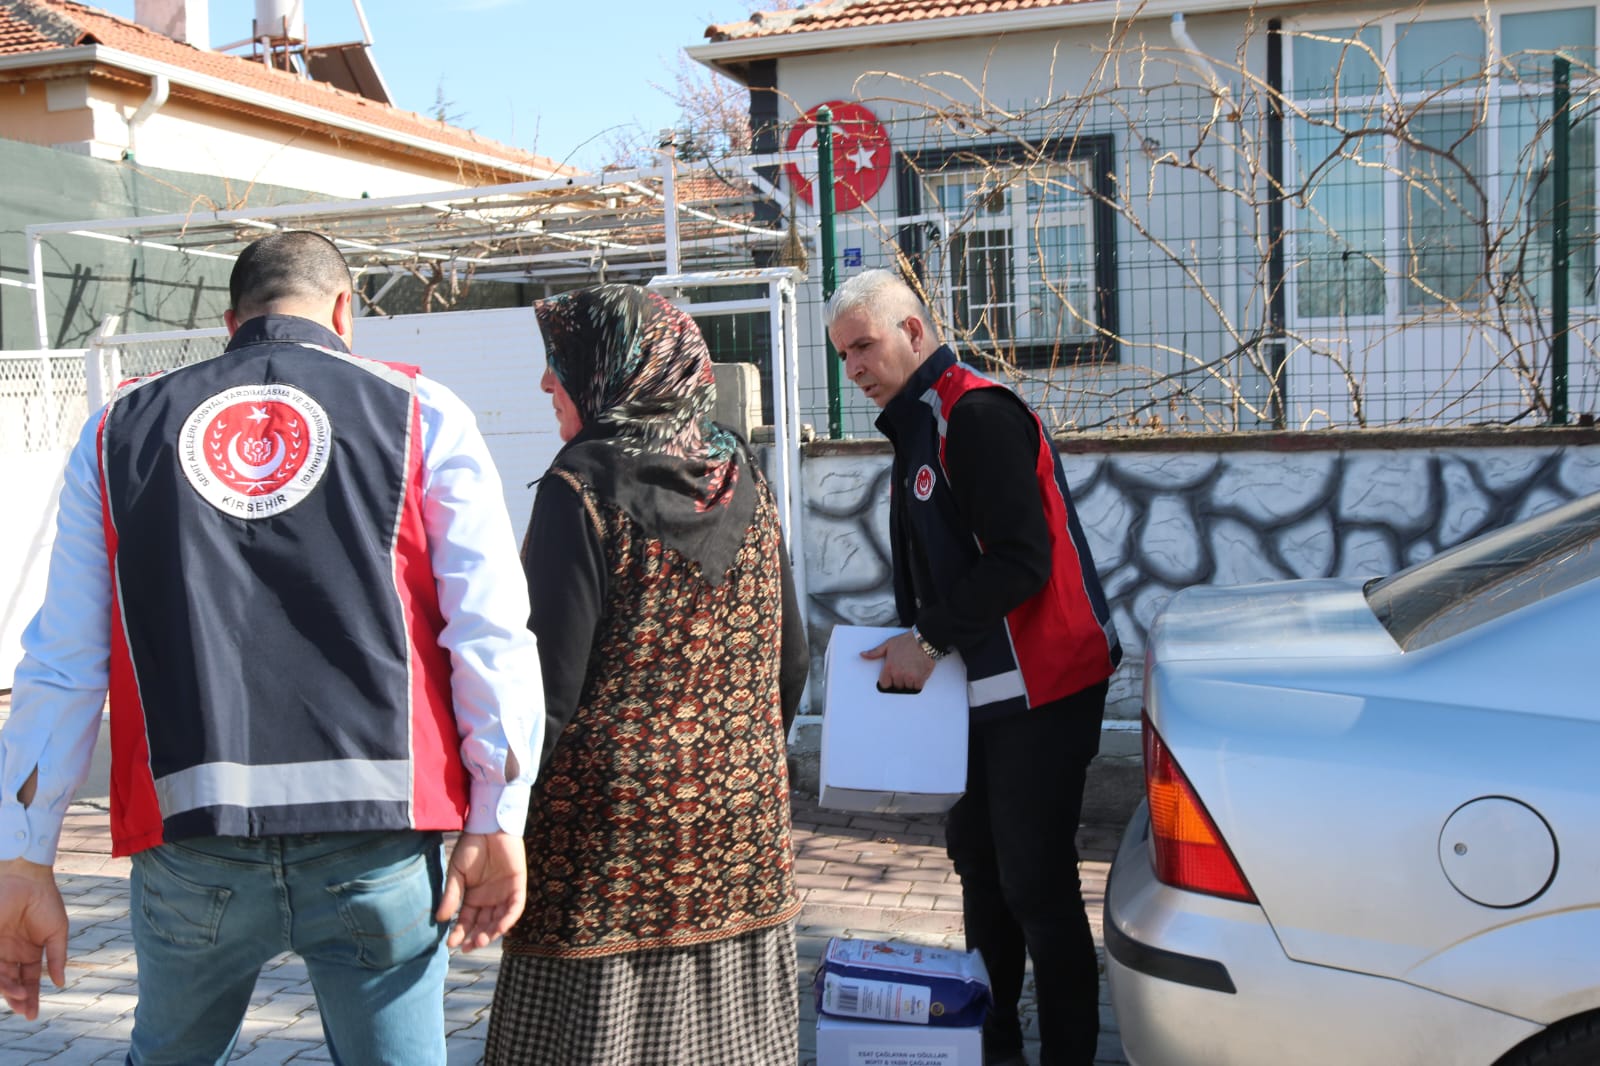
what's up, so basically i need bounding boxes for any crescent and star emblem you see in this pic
[784,101,892,211]
[227,432,289,480]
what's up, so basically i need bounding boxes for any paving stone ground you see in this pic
[0,696,1130,1064]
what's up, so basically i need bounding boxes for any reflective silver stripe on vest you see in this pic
[155,760,411,816]
[922,386,949,437]
[968,669,1027,708]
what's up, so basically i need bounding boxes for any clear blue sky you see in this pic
[93,0,748,169]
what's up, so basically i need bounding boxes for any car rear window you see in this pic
[1365,492,1600,650]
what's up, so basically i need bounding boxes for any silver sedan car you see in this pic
[1107,491,1600,1066]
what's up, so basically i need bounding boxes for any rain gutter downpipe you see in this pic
[1169,14,1221,89]
[124,72,169,162]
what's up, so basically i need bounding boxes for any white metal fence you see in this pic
[86,329,228,408]
[106,331,227,382]
[0,350,89,457]
[0,330,226,461]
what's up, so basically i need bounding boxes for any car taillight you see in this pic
[1142,712,1257,903]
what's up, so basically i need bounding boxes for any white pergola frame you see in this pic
[21,155,815,350]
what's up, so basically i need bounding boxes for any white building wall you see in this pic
[748,4,1600,433]
[352,307,558,527]
[105,103,469,199]
[27,79,498,199]
[0,451,71,692]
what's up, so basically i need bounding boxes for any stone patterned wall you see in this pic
[798,439,1600,722]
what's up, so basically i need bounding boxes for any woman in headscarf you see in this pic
[485,284,808,1066]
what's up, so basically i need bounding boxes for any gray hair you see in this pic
[823,268,932,333]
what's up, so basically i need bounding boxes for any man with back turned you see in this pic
[0,230,543,1063]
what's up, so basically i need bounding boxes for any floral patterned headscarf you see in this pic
[535,284,742,514]
[536,284,737,461]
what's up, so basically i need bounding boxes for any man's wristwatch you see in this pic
[910,625,947,661]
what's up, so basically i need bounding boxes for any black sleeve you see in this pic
[914,390,1054,654]
[777,532,810,735]
[521,472,607,774]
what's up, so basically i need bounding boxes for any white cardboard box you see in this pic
[816,1014,983,1066]
[819,624,968,813]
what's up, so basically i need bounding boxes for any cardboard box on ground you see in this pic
[815,1016,983,1066]
[813,936,990,1066]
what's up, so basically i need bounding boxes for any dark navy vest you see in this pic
[98,315,466,855]
[878,346,1120,720]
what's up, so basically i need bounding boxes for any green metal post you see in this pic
[817,105,842,439]
[1552,57,1571,425]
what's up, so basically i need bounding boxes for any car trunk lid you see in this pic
[1149,578,1399,663]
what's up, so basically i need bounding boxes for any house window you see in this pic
[1290,10,1597,319]
[897,136,1118,368]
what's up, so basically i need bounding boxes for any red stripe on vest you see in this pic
[1005,422,1115,704]
[933,366,1117,707]
[99,411,165,858]
[393,389,470,828]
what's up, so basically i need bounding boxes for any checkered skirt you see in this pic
[484,923,799,1065]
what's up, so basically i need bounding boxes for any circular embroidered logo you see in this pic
[179,384,331,519]
[913,464,936,501]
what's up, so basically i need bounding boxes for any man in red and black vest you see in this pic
[828,269,1121,1066]
[0,232,543,1063]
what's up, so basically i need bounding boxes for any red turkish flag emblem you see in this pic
[913,464,937,501]
[784,101,892,212]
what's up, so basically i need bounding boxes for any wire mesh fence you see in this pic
[0,351,88,456]
[700,17,1600,437]
[0,336,226,457]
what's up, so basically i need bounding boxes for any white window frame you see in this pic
[923,158,1101,349]
[1286,0,1600,323]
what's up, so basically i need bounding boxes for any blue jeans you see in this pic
[126,829,450,1066]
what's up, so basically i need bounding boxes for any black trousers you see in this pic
[945,682,1108,1066]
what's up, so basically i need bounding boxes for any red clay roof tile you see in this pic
[0,0,561,173]
[707,0,1103,41]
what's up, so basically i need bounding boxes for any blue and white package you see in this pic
[813,937,991,1028]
